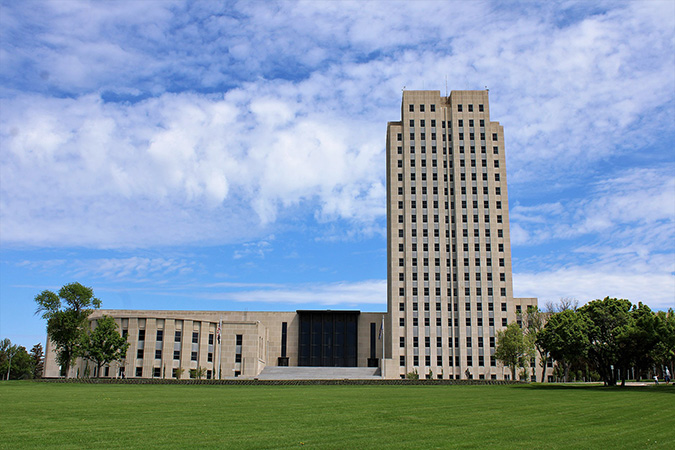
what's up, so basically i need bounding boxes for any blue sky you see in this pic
[1,0,674,349]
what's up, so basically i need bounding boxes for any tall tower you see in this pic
[386,90,517,380]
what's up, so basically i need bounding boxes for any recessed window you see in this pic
[409,104,414,112]
[175,331,181,342]
[136,367,143,377]
[156,330,163,341]
[137,349,144,359]
[138,329,145,341]
[155,350,161,359]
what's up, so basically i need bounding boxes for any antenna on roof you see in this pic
[402,85,406,92]
[485,85,489,92]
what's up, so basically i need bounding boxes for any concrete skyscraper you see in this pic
[384,90,535,380]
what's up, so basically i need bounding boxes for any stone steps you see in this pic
[257,366,381,380]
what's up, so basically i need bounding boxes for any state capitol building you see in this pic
[44,90,551,381]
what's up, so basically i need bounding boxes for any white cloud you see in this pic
[514,263,675,312]
[200,279,387,308]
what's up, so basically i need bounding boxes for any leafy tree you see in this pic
[34,282,101,378]
[524,306,549,382]
[538,309,590,382]
[30,343,44,379]
[1,338,18,380]
[0,340,32,380]
[622,303,659,382]
[579,297,633,386]
[495,323,534,380]
[652,309,675,376]
[80,315,129,378]
[190,366,207,379]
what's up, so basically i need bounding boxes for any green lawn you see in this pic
[0,382,673,449]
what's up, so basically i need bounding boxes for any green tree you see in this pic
[80,315,129,378]
[0,340,33,380]
[524,306,549,382]
[1,338,18,380]
[537,309,589,382]
[622,303,659,382]
[34,282,101,378]
[579,297,633,386]
[29,343,44,379]
[652,309,675,377]
[495,323,534,380]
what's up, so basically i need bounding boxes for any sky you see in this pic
[1,0,674,350]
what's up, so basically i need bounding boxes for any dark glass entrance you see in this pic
[298,311,359,367]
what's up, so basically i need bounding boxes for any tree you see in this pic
[80,315,129,378]
[34,282,101,378]
[0,340,32,380]
[652,309,675,377]
[524,306,549,382]
[495,323,534,380]
[537,309,589,382]
[30,343,44,379]
[190,366,207,379]
[579,297,633,386]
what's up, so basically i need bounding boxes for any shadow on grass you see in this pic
[519,382,675,394]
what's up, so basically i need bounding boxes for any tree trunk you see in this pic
[541,362,547,383]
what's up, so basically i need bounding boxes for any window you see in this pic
[410,119,415,127]
[153,367,161,378]
[175,331,181,342]
[430,104,435,112]
[192,332,199,344]
[501,288,507,296]
[400,318,405,326]
[191,351,198,361]
[502,318,508,327]
[420,119,425,127]
[466,317,471,326]
[409,104,414,112]
[208,333,214,345]
[122,329,128,338]
[458,104,463,112]
[138,329,145,341]
[467,356,473,366]
[208,352,213,362]
[173,350,180,360]
[155,350,161,359]
[468,104,473,112]
[492,133,498,140]
[137,349,144,359]
[479,104,484,112]
[413,337,419,347]
[420,104,425,112]
[425,337,430,348]
[399,302,405,311]
[400,337,405,348]
[400,356,405,366]
[414,356,419,366]
[136,367,143,377]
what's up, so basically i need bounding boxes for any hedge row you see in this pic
[35,378,525,386]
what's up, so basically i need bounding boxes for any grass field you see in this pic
[0,382,673,449]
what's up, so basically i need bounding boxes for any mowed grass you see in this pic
[0,382,673,449]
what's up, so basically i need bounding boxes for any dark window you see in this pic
[173,350,180,360]
[192,332,199,344]
[155,350,162,359]
[175,331,181,342]
[136,367,143,377]
[191,351,198,361]
[156,330,163,341]
[137,349,144,359]
[138,329,145,341]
